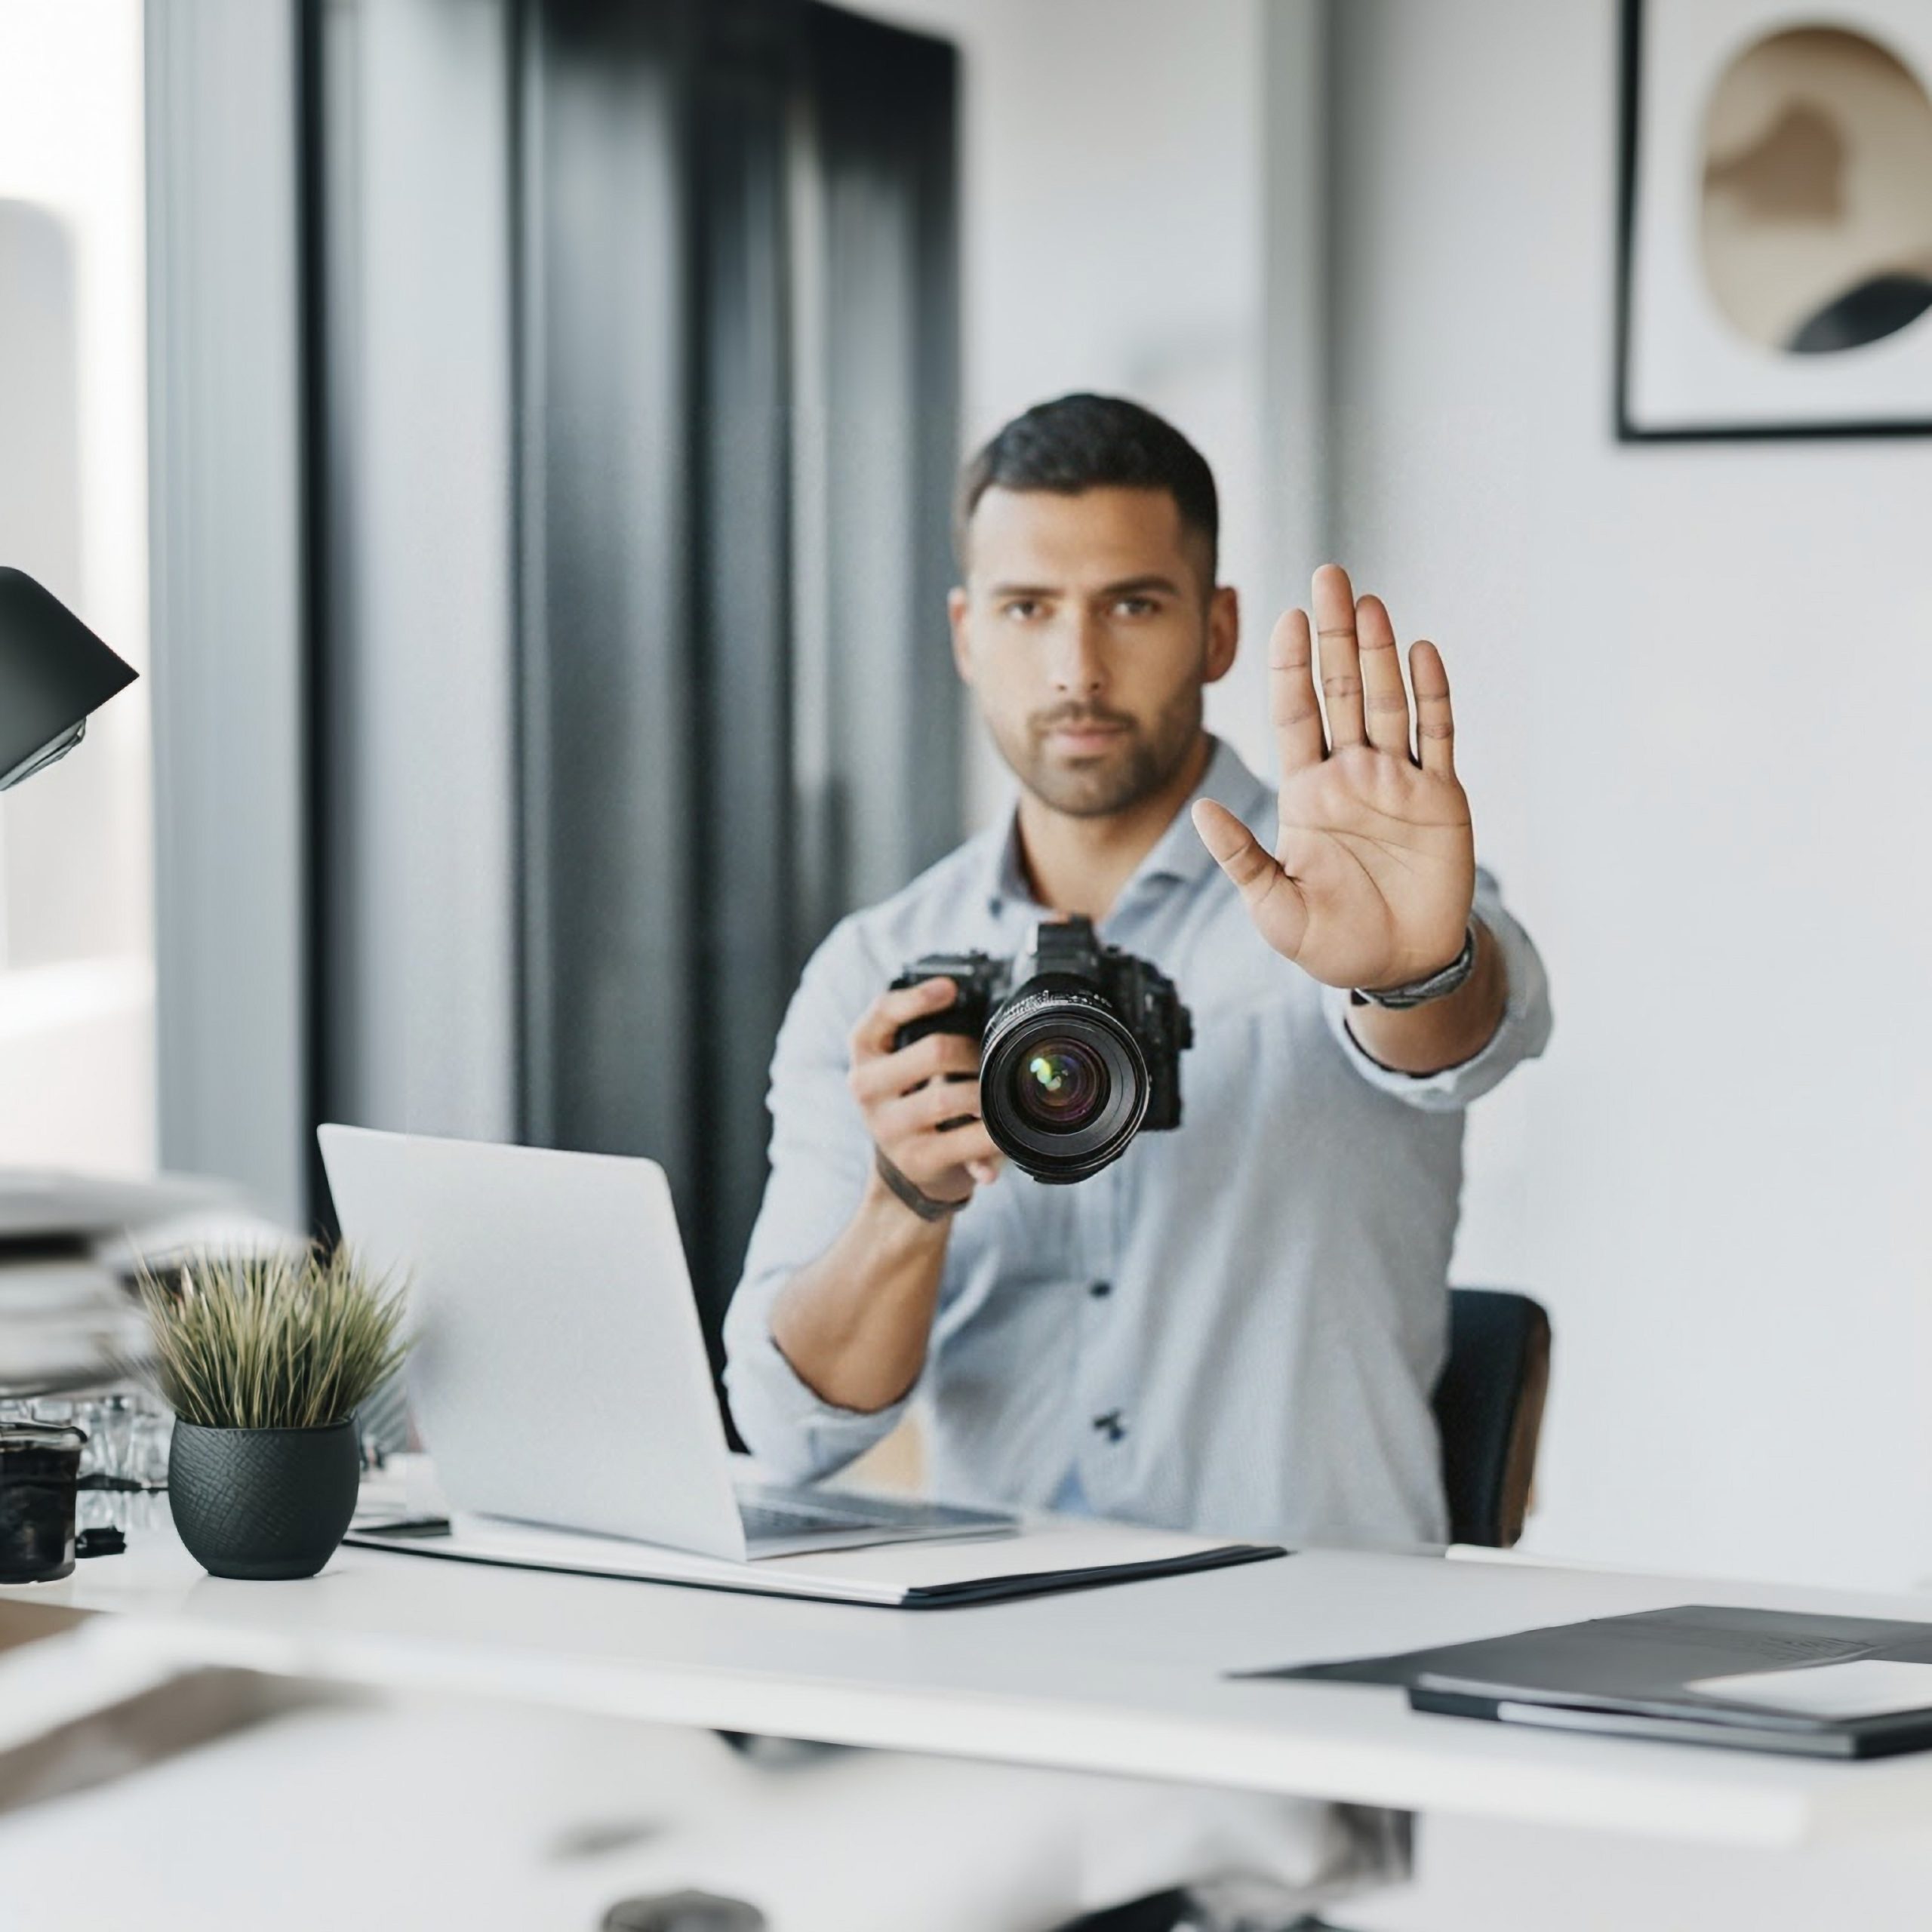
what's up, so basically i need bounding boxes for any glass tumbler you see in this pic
[0,1421,88,1583]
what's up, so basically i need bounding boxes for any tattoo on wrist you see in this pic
[873,1146,967,1223]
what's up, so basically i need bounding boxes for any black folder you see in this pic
[1244,1604,1932,1758]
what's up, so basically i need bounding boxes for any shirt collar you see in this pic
[978,735,1271,916]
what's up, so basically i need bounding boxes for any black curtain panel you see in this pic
[512,0,963,1358]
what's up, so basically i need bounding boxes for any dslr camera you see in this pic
[890,915,1193,1184]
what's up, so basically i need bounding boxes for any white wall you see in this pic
[1330,0,1932,1590]
[855,0,1306,826]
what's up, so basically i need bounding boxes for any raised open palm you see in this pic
[1192,564,1475,992]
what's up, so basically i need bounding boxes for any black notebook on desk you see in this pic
[1245,1604,1932,1758]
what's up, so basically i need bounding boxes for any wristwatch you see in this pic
[1349,919,1478,1011]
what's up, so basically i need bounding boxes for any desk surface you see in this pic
[17,1518,1932,1850]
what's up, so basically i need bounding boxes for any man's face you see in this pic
[949,486,1238,819]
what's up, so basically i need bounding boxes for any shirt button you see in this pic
[1088,1279,1112,1300]
[1091,1410,1126,1443]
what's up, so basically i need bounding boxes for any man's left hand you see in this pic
[1192,564,1475,992]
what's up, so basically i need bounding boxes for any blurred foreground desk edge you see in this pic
[15,1516,1932,1851]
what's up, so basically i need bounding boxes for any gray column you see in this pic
[312,0,518,1149]
[146,0,310,1226]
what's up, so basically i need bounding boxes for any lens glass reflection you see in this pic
[1014,1040,1106,1130]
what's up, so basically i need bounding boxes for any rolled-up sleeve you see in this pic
[721,918,916,1484]
[1321,866,1552,1112]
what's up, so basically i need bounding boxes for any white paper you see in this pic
[1687,1660,1932,1721]
[346,1512,1271,1606]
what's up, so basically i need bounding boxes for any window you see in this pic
[0,0,152,1174]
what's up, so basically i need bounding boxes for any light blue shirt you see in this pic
[723,740,1552,1548]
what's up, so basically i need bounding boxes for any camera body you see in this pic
[891,915,1193,1183]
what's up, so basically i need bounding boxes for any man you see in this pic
[724,394,1550,1551]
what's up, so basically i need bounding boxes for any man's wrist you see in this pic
[1342,919,1507,1076]
[1349,918,1479,1010]
[870,1147,968,1226]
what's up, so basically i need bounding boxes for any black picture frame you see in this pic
[1615,0,1932,443]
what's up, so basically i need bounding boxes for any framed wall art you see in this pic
[1617,0,1932,438]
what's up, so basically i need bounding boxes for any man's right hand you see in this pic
[849,977,1004,1211]
[770,978,1000,1410]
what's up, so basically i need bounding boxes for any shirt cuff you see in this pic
[1321,894,1552,1113]
[723,1321,915,1487]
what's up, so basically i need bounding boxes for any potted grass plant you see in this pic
[140,1245,409,1580]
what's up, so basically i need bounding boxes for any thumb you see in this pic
[1192,798,1308,958]
[1192,798,1277,900]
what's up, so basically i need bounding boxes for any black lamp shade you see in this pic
[0,567,139,790]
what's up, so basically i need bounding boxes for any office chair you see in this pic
[1433,1287,1552,1549]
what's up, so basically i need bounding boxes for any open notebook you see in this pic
[346,1513,1284,1609]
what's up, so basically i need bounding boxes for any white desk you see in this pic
[15,1516,1932,1852]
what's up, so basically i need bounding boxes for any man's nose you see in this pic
[1048,611,1106,697]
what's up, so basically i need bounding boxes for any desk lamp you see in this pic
[0,567,140,1575]
[0,566,138,790]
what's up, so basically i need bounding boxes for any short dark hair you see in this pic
[954,393,1219,583]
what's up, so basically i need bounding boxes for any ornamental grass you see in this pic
[138,1244,409,1431]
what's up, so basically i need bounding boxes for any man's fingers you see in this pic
[937,1120,1000,1164]
[1355,593,1413,755]
[848,1028,978,1104]
[1192,798,1309,954]
[891,1116,999,1194]
[1311,563,1367,751]
[1192,798,1275,893]
[1410,638,1456,776]
[1268,608,1326,774]
[850,976,957,1060]
[876,1075,983,1143]
[956,1134,1005,1189]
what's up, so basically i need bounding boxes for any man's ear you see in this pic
[947,586,974,688]
[1204,585,1238,686]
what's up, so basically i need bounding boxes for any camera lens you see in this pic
[1015,1041,1106,1130]
[980,991,1149,1183]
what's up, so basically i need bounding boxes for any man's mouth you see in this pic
[1039,718,1131,756]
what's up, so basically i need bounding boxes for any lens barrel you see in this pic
[980,985,1149,1183]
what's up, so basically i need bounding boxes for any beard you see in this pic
[992,684,1204,820]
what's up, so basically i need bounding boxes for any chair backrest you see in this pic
[1432,1287,1552,1548]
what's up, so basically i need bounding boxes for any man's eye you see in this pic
[1113,597,1159,619]
[1001,598,1045,621]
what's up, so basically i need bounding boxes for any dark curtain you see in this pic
[514,0,963,1358]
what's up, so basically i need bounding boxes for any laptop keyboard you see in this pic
[734,1482,1017,1546]
[739,1499,866,1541]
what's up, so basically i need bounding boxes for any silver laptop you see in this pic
[317,1125,1014,1561]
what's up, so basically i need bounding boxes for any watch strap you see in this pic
[1349,920,1478,1011]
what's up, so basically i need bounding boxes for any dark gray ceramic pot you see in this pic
[168,1419,360,1580]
